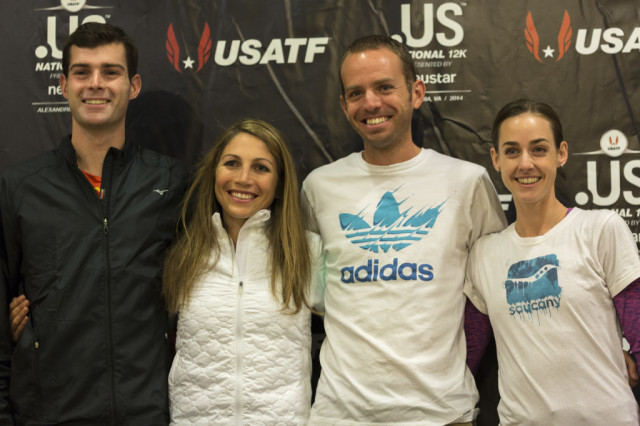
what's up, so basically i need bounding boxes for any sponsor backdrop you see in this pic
[1,0,639,243]
[0,0,639,421]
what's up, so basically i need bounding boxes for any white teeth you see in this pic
[231,192,254,200]
[518,177,540,184]
[84,100,108,105]
[366,117,388,125]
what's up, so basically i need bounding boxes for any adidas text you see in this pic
[341,258,434,284]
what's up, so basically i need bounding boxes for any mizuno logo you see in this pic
[153,189,169,195]
[339,190,444,253]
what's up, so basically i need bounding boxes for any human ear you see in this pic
[60,74,68,99]
[411,80,426,109]
[129,74,142,100]
[490,147,500,172]
[557,140,568,167]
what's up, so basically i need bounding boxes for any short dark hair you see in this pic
[492,98,564,148]
[62,22,138,80]
[339,34,416,95]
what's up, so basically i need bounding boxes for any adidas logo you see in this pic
[339,190,444,252]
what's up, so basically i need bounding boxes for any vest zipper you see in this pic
[235,280,244,425]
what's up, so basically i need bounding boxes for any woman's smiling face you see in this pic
[491,112,567,208]
[214,132,278,233]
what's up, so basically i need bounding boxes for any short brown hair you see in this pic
[62,22,138,80]
[339,34,417,95]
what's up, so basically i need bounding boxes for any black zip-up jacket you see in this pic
[0,136,189,425]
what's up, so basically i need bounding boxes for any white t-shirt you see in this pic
[302,149,506,425]
[465,208,640,425]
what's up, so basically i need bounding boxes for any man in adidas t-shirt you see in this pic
[302,35,506,426]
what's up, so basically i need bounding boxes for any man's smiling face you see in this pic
[340,48,422,156]
[60,42,140,133]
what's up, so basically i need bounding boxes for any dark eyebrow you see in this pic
[69,63,126,71]
[500,141,519,148]
[529,138,550,144]
[254,158,275,168]
[220,153,239,160]
[501,138,549,147]
[344,78,395,93]
[220,153,275,168]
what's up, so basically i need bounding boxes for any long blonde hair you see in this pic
[163,119,312,314]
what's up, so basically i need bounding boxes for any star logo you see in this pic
[339,190,444,253]
[542,45,555,58]
[182,57,195,69]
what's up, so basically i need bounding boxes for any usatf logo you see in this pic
[165,23,329,72]
[524,9,640,62]
[505,254,562,321]
[525,10,572,62]
[166,23,211,73]
[339,190,444,253]
[599,129,627,158]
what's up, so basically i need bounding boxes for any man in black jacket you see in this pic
[0,22,188,424]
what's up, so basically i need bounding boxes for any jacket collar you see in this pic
[57,135,138,168]
[212,209,271,233]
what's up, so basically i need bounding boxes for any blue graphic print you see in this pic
[505,254,562,321]
[339,190,444,253]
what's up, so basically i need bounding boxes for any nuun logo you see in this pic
[505,254,562,321]
[339,190,444,253]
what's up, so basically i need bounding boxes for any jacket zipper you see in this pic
[100,154,117,425]
[234,229,248,426]
[78,154,116,423]
[65,150,117,423]
[34,339,42,418]
[235,280,244,426]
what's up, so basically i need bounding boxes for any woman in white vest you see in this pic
[464,98,640,425]
[162,118,322,424]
